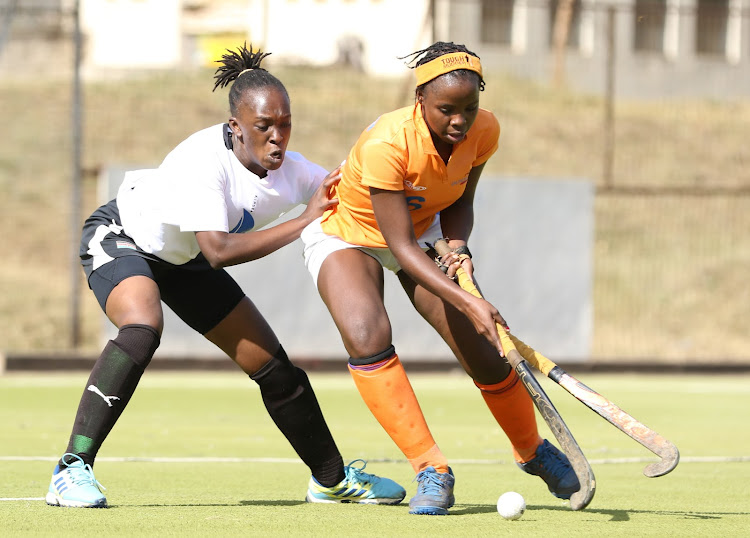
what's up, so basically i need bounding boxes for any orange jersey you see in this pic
[320,104,500,248]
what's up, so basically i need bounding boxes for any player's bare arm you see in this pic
[370,186,504,353]
[438,162,485,246]
[438,163,486,281]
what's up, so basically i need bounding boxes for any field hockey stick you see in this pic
[431,240,679,477]
[433,240,596,510]
[505,334,680,477]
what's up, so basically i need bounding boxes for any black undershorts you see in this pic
[79,199,244,334]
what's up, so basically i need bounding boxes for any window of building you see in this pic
[696,0,728,55]
[634,0,667,52]
[481,0,514,45]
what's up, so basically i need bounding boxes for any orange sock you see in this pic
[475,371,543,463]
[349,353,449,474]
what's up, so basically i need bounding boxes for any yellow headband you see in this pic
[238,68,253,77]
[415,52,483,87]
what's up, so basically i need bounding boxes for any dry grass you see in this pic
[1,66,748,361]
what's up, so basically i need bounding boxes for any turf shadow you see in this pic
[443,503,749,521]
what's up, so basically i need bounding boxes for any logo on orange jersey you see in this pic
[406,196,425,211]
[451,175,469,186]
[404,179,426,191]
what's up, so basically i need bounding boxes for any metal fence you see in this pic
[1,0,748,362]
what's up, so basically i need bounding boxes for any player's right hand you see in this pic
[462,294,508,357]
[304,164,341,220]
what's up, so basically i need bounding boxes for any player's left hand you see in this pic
[437,250,474,281]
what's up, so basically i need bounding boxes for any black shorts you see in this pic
[80,200,244,334]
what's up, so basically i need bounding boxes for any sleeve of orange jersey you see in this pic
[359,139,408,191]
[472,111,501,167]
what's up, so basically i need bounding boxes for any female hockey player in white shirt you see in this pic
[45,44,405,509]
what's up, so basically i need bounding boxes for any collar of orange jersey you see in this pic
[415,52,483,87]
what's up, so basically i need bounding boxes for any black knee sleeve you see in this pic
[251,345,294,385]
[250,345,343,484]
[250,346,313,411]
[112,324,160,368]
[348,345,396,367]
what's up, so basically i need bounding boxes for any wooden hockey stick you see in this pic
[506,335,679,477]
[433,240,595,510]
[432,239,679,478]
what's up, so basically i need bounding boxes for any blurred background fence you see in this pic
[1,0,748,363]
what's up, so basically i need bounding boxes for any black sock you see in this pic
[251,346,345,487]
[61,324,160,468]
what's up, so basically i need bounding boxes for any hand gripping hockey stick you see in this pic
[433,239,595,510]
[433,239,679,478]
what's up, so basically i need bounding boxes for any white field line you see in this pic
[2,455,747,502]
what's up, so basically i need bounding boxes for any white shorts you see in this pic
[301,215,443,285]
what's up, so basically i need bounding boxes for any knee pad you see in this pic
[348,345,396,367]
[112,324,160,368]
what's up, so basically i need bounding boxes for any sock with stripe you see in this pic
[475,370,543,463]
[348,349,449,474]
[61,324,160,468]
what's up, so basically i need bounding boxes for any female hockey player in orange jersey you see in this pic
[301,41,580,515]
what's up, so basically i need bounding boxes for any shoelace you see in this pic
[344,459,374,486]
[413,469,447,496]
[537,445,570,480]
[61,453,106,493]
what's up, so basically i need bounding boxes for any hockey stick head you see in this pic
[643,440,680,477]
[551,369,680,478]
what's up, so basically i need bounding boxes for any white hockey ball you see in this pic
[497,491,526,520]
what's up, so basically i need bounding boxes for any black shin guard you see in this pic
[251,346,344,487]
[62,324,160,467]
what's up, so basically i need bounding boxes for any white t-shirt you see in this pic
[116,123,325,265]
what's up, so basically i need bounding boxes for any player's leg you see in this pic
[316,248,452,514]
[48,199,165,508]
[161,258,404,505]
[399,268,579,499]
[48,261,163,508]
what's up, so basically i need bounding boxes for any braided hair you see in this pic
[401,41,485,93]
[212,43,288,115]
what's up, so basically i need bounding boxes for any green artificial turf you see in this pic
[1,371,748,536]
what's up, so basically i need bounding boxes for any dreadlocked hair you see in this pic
[400,41,485,92]
[212,42,288,115]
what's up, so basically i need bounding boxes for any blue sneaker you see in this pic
[408,466,455,515]
[518,439,580,499]
[305,459,405,504]
[45,453,107,508]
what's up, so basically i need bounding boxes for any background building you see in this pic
[3,0,747,97]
